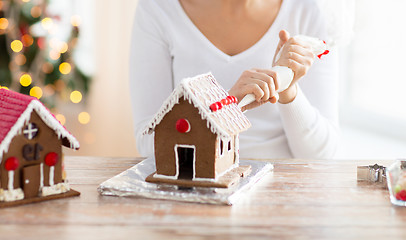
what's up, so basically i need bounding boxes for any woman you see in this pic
[130,0,339,159]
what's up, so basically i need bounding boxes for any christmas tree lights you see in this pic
[0,0,91,125]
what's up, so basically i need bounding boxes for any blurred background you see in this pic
[1,0,406,160]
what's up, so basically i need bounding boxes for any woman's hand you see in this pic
[229,68,279,111]
[274,30,316,103]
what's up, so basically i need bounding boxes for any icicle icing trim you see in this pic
[0,100,80,161]
[142,73,251,139]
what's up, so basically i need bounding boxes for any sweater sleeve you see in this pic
[129,0,173,157]
[277,1,340,159]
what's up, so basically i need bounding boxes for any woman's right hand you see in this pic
[228,68,280,111]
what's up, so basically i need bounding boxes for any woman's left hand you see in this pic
[274,30,316,103]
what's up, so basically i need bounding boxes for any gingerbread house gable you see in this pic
[0,89,81,205]
[0,89,80,161]
[144,73,251,138]
[144,73,253,187]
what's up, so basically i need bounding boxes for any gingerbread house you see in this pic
[144,73,252,188]
[0,88,80,205]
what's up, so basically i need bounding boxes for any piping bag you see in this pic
[237,35,330,109]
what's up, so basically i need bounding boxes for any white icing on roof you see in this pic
[143,73,251,138]
[0,100,80,161]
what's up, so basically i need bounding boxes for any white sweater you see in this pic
[130,0,340,159]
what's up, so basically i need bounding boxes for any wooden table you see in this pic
[1,156,405,240]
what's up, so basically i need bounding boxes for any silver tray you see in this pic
[97,157,273,205]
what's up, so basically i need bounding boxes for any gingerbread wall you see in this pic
[0,111,62,193]
[215,136,235,177]
[154,98,218,179]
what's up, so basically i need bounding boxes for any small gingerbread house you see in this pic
[144,73,251,188]
[0,88,80,204]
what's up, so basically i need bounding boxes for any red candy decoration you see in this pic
[210,102,222,112]
[5,157,19,171]
[210,96,239,112]
[226,96,234,104]
[396,190,406,201]
[176,119,191,133]
[45,152,59,166]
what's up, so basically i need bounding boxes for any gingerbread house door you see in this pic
[22,164,41,198]
[175,145,195,180]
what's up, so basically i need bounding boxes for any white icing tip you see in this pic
[237,94,256,109]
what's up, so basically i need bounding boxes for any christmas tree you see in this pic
[0,0,90,113]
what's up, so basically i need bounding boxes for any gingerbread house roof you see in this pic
[0,89,80,160]
[144,73,251,139]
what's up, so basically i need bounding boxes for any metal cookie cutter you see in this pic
[357,164,387,187]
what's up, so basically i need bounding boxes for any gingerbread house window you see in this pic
[219,139,224,156]
[23,123,39,140]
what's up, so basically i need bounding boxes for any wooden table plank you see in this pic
[1,156,405,240]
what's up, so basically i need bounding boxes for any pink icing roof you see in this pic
[144,73,251,138]
[0,88,79,160]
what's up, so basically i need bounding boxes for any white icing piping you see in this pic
[153,173,177,180]
[193,177,217,182]
[174,144,196,180]
[49,166,55,186]
[8,171,14,190]
[142,73,251,139]
[0,100,80,161]
[40,163,44,189]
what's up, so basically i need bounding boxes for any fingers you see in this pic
[273,30,290,64]
[253,68,280,91]
[229,68,280,110]
[284,44,315,58]
[279,30,290,42]
[278,52,314,80]
[242,69,279,102]
[276,30,290,52]
[276,38,315,81]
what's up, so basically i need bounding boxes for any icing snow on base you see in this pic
[0,188,24,202]
[40,182,70,197]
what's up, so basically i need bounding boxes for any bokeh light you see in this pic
[20,73,32,87]
[59,62,71,75]
[70,90,82,103]
[78,112,90,124]
[41,17,53,30]
[0,18,9,30]
[55,114,66,125]
[30,86,43,99]
[21,34,34,47]
[49,50,61,60]
[11,40,23,52]
[31,6,42,18]
[59,42,68,53]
